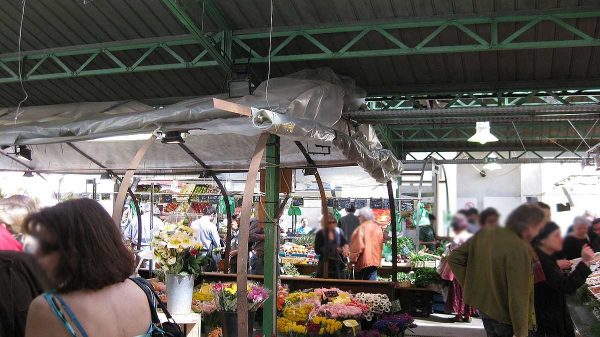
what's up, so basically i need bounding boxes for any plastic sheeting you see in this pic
[0,68,401,182]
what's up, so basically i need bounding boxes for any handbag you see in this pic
[130,277,184,337]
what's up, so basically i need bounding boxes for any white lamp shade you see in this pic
[468,122,499,144]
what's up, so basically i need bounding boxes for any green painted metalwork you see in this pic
[162,0,232,73]
[366,89,600,110]
[1,10,600,83]
[263,134,280,337]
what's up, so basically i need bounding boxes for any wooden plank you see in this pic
[236,133,269,337]
[213,98,252,117]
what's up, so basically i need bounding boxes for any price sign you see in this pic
[370,198,383,209]
[292,197,304,206]
[327,198,335,207]
[401,200,415,213]
[162,194,173,203]
[337,198,351,209]
[354,198,368,209]
[253,195,261,202]
[208,195,220,204]
[382,198,390,209]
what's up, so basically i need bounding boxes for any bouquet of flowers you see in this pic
[372,314,417,337]
[212,282,270,312]
[152,224,207,276]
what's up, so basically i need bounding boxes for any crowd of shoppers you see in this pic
[2,191,600,337]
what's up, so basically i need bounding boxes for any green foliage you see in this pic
[576,285,592,305]
[413,268,442,288]
[434,240,448,256]
[397,272,415,283]
[397,237,415,257]
[293,233,316,248]
[282,263,301,277]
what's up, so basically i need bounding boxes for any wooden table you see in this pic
[158,312,201,337]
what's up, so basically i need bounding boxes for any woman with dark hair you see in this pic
[533,222,592,337]
[24,199,152,337]
[315,213,349,279]
[479,207,500,229]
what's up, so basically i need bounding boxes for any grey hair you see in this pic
[0,195,38,233]
[358,207,374,221]
[573,216,591,227]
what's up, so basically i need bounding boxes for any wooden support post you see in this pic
[112,135,156,225]
[236,133,269,337]
[263,134,280,337]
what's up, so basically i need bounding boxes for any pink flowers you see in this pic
[212,282,224,292]
[312,303,363,319]
[248,285,269,303]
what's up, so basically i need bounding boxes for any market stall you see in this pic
[0,68,407,337]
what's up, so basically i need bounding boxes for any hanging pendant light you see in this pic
[468,122,499,144]
[483,153,502,171]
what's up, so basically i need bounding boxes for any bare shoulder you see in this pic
[26,295,64,337]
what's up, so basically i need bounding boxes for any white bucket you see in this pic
[165,273,194,314]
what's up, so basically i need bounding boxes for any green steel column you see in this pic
[264,134,280,337]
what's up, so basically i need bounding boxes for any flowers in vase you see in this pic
[152,224,207,276]
[212,282,270,312]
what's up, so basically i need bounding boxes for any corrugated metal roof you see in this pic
[0,0,599,108]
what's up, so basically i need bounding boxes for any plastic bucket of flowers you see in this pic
[212,282,269,337]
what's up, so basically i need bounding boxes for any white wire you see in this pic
[14,0,28,124]
[264,0,274,110]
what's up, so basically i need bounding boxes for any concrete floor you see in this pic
[406,314,487,337]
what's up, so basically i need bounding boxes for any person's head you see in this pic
[300,218,308,227]
[357,207,374,223]
[324,212,336,230]
[23,199,134,293]
[450,213,469,233]
[345,204,356,214]
[584,210,597,222]
[465,208,479,224]
[231,214,240,231]
[571,216,591,239]
[533,222,563,254]
[592,218,600,237]
[0,195,38,234]
[479,208,500,229]
[205,207,216,221]
[537,202,551,224]
[505,203,546,241]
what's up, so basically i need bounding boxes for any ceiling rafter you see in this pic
[1,9,600,83]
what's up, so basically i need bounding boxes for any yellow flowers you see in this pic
[312,316,342,335]
[277,317,307,334]
[225,283,237,295]
[152,224,204,274]
[193,284,214,302]
[282,303,313,322]
[285,291,319,305]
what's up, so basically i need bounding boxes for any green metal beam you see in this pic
[1,9,600,83]
[366,89,600,110]
[162,0,232,73]
[263,135,280,337]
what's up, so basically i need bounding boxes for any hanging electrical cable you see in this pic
[14,0,29,124]
[265,0,274,109]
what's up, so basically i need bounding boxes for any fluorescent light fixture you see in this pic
[483,153,502,171]
[468,122,499,144]
[88,134,153,142]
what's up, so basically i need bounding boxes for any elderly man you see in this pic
[561,216,592,260]
[349,207,384,280]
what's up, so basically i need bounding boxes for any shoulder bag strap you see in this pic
[43,293,89,337]
[130,277,178,324]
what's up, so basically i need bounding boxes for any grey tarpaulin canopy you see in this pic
[0,68,402,182]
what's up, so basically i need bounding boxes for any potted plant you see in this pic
[212,282,269,337]
[413,267,442,290]
[152,224,207,314]
[396,272,415,288]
